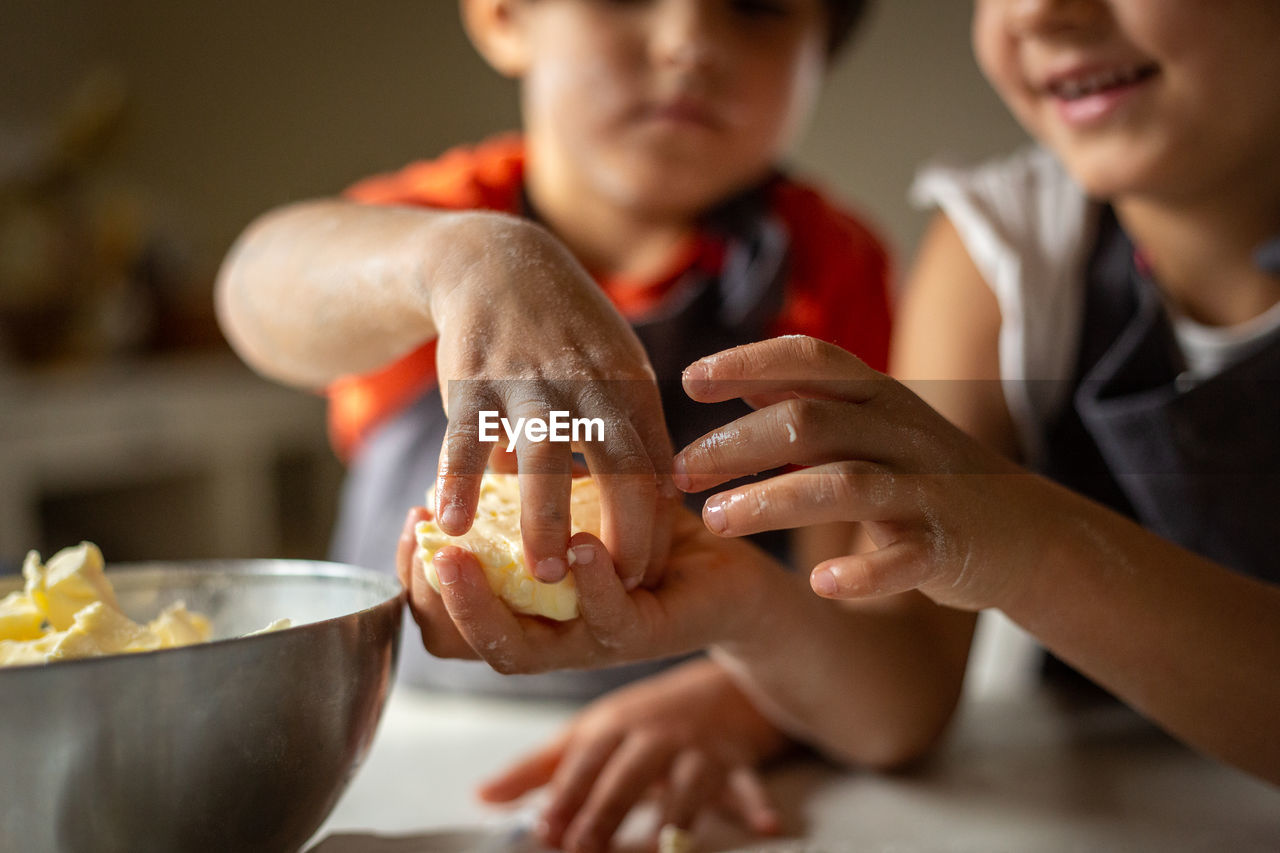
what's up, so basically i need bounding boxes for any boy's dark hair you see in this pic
[823,0,872,57]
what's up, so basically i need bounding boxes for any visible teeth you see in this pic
[1052,65,1149,100]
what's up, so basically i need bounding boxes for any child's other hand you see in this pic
[675,336,1043,612]
[478,659,786,853]
[394,502,779,673]
[428,214,675,593]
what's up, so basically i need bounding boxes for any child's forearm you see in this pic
[214,200,529,388]
[993,480,1280,783]
[713,571,973,770]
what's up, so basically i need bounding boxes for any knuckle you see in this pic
[530,502,569,525]
[577,712,619,739]
[445,414,483,441]
[597,472,659,506]
[518,443,567,474]
[825,461,868,503]
[737,487,771,523]
[721,346,752,378]
[789,334,829,366]
[441,429,486,466]
[779,397,820,441]
[629,728,670,753]
[601,443,655,478]
[691,435,735,476]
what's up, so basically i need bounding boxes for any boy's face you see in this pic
[500,0,828,219]
[972,0,1280,201]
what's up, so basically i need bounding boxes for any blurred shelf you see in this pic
[0,351,342,568]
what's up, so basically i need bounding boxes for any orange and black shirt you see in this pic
[328,134,892,460]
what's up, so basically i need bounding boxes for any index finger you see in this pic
[434,382,501,535]
[682,336,884,404]
[477,732,569,803]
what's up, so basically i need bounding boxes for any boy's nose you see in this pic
[1003,0,1110,38]
[651,0,719,72]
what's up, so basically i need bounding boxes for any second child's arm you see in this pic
[216,200,675,588]
[896,216,1280,784]
[674,217,1280,783]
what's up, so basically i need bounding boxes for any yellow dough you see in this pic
[415,473,601,621]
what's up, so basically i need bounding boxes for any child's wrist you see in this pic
[982,477,1087,619]
[712,553,809,653]
[424,212,553,327]
[422,212,489,327]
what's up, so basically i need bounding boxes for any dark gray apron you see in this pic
[1038,210,1280,685]
[1041,209,1280,583]
[330,185,794,699]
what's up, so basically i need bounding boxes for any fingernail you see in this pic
[440,503,468,533]
[812,567,837,596]
[623,574,641,591]
[672,454,692,492]
[704,498,728,534]
[535,557,567,583]
[435,554,460,586]
[682,362,709,397]
[568,543,595,567]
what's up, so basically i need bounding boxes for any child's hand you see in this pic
[674,336,1044,612]
[429,215,676,592]
[394,502,780,673]
[478,659,786,853]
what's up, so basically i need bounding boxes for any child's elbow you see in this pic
[825,685,963,772]
[850,714,956,773]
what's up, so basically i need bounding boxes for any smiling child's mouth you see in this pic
[1047,63,1159,100]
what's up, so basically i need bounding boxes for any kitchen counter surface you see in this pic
[312,678,1280,852]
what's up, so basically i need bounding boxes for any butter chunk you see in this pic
[0,634,61,667]
[0,591,45,642]
[44,602,161,660]
[23,542,119,631]
[245,618,293,636]
[147,602,213,647]
[2,543,289,668]
[415,474,601,621]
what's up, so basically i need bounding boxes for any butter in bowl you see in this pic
[0,546,404,853]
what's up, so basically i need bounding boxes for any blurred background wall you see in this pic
[0,1,1028,568]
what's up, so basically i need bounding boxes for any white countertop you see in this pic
[311,681,1280,852]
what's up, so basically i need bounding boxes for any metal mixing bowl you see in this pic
[0,559,404,853]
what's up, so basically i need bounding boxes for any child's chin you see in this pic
[1048,140,1172,201]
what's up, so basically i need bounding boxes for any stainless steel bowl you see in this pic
[0,560,404,853]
